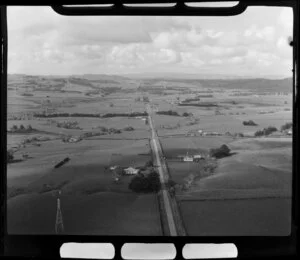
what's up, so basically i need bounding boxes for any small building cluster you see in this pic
[124,167,140,175]
[187,129,222,137]
[198,130,221,136]
[109,165,140,176]
[180,154,205,162]
[62,135,82,143]
[284,129,293,136]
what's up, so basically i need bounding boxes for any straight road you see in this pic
[146,104,179,236]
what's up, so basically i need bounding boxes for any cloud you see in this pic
[7,6,293,77]
[276,37,293,58]
[244,25,275,41]
[278,7,293,35]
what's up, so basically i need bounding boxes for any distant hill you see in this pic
[124,72,291,80]
[7,74,135,95]
[7,74,293,94]
[80,74,130,82]
[142,77,293,93]
[124,72,246,80]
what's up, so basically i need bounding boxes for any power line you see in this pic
[55,190,64,234]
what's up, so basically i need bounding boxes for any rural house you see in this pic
[183,155,194,162]
[109,165,118,171]
[124,167,140,175]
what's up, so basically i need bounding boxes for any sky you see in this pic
[7,6,293,78]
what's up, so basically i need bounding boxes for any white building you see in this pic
[124,167,140,175]
[109,165,118,171]
[69,136,81,143]
[183,156,193,162]
[193,155,203,159]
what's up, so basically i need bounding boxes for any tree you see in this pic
[27,124,33,131]
[7,150,14,163]
[182,112,189,117]
[243,120,257,126]
[129,171,161,193]
[220,144,230,154]
[19,124,25,130]
[209,144,231,159]
[11,125,18,131]
[145,160,153,167]
[280,122,292,131]
[167,179,177,189]
[255,126,278,136]
[123,126,134,131]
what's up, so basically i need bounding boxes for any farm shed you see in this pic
[124,167,140,175]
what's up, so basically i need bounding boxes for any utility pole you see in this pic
[55,190,64,234]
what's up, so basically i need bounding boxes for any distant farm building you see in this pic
[109,165,118,171]
[193,154,204,162]
[124,167,140,175]
[183,156,193,162]
[68,136,81,143]
[193,154,203,159]
[287,129,293,135]
[199,131,221,136]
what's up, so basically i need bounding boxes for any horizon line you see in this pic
[7,72,292,80]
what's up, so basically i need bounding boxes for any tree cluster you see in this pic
[182,112,193,117]
[7,150,14,163]
[56,121,81,129]
[9,124,34,133]
[123,126,135,131]
[209,144,231,159]
[102,112,148,118]
[156,110,180,116]
[35,112,100,118]
[280,122,292,131]
[243,120,257,126]
[128,171,161,193]
[254,126,278,136]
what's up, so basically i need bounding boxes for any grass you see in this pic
[175,137,292,236]
[7,74,293,236]
[179,198,291,236]
[7,192,162,235]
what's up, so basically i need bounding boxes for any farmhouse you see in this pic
[193,154,204,162]
[124,167,140,175]
[69,136,81,143]
[183,156,194,162]
[193,154,203,159]
[109,165,118,171]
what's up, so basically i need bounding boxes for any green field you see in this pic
[7,74,293,235]
[8,192,161,235]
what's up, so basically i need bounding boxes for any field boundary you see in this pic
[178,194,292,202]
[156,191,169,236]
[157,138,187,236]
